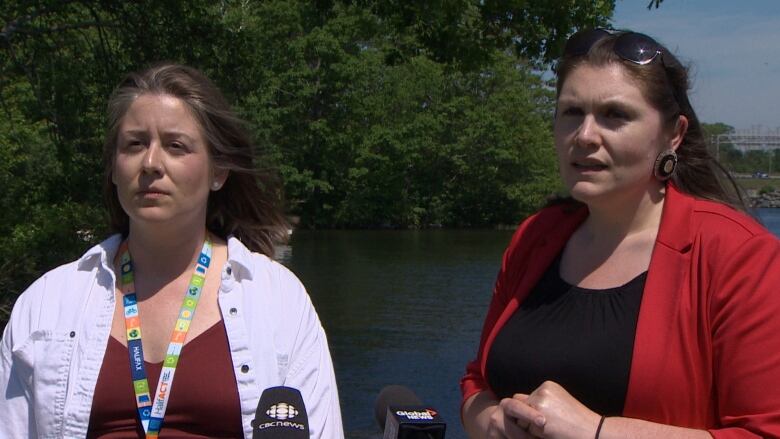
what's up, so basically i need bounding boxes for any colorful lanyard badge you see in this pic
[118,237,213,437]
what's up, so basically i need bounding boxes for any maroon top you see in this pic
[87,320,243,438]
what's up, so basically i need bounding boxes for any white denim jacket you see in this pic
[0,235,344,438]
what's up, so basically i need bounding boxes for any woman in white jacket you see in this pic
[0,63,343,438]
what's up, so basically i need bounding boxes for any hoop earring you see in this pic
[654,149,677,181]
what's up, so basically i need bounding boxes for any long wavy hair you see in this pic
[102,63,289,256]
[553,30,747,212]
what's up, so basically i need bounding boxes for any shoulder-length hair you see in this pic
[102,63,289,256]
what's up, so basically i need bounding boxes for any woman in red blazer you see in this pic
[461,29,780,439]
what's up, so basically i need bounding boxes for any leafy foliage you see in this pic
[0,1,614,328]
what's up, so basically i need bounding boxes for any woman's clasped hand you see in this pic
[489,382,605,439]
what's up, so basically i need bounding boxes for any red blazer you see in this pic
[461,185,780,438]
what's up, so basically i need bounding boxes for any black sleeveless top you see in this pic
[485,255,646,415]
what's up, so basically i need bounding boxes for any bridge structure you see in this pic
[711,127,780,160]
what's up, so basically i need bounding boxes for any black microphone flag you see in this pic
[252,386,310,439]
[375,385,446,439]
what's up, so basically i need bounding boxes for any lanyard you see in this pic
[118,237,213,437]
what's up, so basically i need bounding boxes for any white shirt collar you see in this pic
[76,234,122,272]
[225,235,255,281]
[75,234,258,281]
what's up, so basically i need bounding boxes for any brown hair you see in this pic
[554,31,747,211]
[102,63,289,256]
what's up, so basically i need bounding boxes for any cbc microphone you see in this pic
[252,386,310,438]
[374,385,446,439]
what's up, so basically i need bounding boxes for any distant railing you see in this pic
[711,127,780,160]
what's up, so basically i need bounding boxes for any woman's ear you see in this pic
[211,168,229,191]
[669,114,689,151]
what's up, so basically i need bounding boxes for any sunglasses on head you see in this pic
[563,28,664,65]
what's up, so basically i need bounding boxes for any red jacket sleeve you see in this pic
[460,212,541,404]
[460,260,510,402]
[707,233,780,438]
[460,205,585,407]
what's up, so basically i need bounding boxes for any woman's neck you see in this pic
[582,185,666,244]
[125,221,208,284]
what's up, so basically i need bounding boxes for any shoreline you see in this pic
[748,190,780,208]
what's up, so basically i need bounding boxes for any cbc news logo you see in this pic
[266,402,299,420]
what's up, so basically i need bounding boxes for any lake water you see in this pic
[757,207,780,234]
[280,209,780,439]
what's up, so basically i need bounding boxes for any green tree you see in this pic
[1,0,614,328]
[352,0,615,68]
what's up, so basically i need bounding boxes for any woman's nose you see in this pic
[574,115,600,148]
[141,142,163,174]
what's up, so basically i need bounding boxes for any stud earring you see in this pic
[653,149,677,181]
[212,182,222,191]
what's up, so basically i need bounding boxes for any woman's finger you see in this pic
[502,409,536,439]
[500,397,546,429]
[486,404,510,439]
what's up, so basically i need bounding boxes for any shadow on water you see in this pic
[279,229,514,439]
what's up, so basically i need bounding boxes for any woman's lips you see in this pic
[137,189,168,199]
[571,162,608,172]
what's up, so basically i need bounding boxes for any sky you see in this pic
[611,0,780,132]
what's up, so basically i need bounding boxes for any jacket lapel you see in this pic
[510,206,589,307]
[624,185,694,419]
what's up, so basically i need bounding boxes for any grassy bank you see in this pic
[735,177,780,193]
